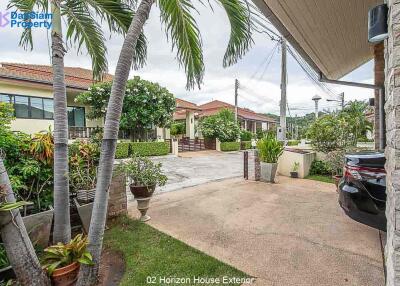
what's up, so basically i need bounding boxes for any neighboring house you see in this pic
[198,100,277,133]
[0,63,109,136]
[171,99,278,139]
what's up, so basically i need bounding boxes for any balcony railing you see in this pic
[68,126,101,139]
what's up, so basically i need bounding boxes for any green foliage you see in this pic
[104,216,249,286]
[69,140,100,192]
[0,102,14,129]
[309,160,332,176]
[131,142,169,157]
[42,234,93,275]
[0,201,32,211]
[0,243,9,269]
[240,130,253,141]
[307,114,354,153]
[256,136,284,163]
[9,0,146,79]
[115,142,130,159]
[305,175,334,184]
[220,142,240,152]
[75,77,176,134]
[199,109,240,142]
[291,162,300,172]
[0,129,53,214]
[30,127,54,165]
[240,141,252,150]
[115,142,169,159]
[170,122,186,136]
[287,140,300,146]
[117,154,167,187]
[340,100,372,143]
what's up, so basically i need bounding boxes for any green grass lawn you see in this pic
[104,216,252,286]
[305,175,334,184]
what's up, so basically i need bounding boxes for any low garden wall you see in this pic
[277,148,316,178]
[115,141,170,159]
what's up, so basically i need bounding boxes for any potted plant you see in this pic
[326,150,346,187]
[257,136,284,183]
[290,162,300,178]
[118,154,167,222]
[42,234,93,286]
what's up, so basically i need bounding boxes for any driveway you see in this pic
[152,151,243,193]
[129,177,384,286]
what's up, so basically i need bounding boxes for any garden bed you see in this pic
[103,216,250,286]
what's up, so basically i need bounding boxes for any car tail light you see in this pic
[344,165,385,180]
[344,165,362,180]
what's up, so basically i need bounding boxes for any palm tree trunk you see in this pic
[76,0,154,284]
[0,159,51,286]
[51,0,71,244]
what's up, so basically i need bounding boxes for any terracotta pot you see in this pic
[129,185,156,198]
[51,262,80,286]
[333,175,342,187]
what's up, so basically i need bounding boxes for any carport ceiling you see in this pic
[253,0,383,79]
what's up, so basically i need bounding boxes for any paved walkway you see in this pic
[152,151,242,193]
[129,177,384,286]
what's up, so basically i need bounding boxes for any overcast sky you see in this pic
[0,2,374,116]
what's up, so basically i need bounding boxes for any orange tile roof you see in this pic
[175,98,201,110]
[198,100,277,123]
[0,62,113,90]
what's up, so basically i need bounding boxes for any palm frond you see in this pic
[133,32,147,70]
[215,0,253,67]
[7,0,49,50]
[62,0,108,80]
[158,0,204,90]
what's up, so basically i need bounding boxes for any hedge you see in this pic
[220,141,240,152]
[115,142,130,159]
[115,141,170,159]
[287,140,300,146]
[240,141,252,150]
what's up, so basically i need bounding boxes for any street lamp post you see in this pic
[312,95,322,119]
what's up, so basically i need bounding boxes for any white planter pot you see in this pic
[260,162,278,183]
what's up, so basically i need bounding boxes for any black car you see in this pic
[338,151,386,231]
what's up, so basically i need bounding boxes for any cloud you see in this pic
[0,2,374,117]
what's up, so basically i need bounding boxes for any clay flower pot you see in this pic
[130,185,155,222]
[333,175,342,187]
[51,262,80,286]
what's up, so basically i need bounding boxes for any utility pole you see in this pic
[279,38,287,141]
[340,92,345,110]
[235,79,239,122]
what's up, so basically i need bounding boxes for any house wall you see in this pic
[0,81,102,134]
[385,1,400,284]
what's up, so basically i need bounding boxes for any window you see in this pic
[0,94,11,103]
[43,99,54,119]
[30,97,43,119]
[68,106,86,127]
[14,95,29,118]
[0,93,56,120]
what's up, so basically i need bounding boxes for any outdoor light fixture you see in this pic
[368,4,388,43]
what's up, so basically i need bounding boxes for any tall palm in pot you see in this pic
[8,0,147,244]
[77,0,254,284]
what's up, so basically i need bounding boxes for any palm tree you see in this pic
[340,100,372,145]
[0,158,51,285]
[77,0,253,284]
[8,0,147,244]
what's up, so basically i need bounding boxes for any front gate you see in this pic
[178,138,216,152]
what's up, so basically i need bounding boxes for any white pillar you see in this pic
[244,120,248,131]
[186,111,195,139]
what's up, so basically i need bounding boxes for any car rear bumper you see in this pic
[338,183,386,231]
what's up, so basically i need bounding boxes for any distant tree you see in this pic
[200,109,240,142]
[76,77,176,140]
[339,100,372,144]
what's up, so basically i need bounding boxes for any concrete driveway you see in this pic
[129,177,384,286]
[152,151,242,193]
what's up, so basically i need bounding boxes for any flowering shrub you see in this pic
[199,109,240,142]
[75,76,176,134]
